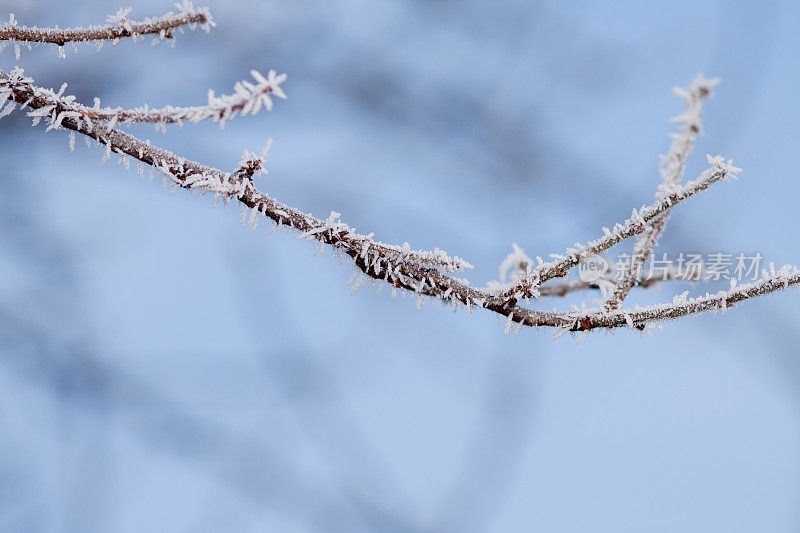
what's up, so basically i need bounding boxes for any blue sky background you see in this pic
[1,1,799,532]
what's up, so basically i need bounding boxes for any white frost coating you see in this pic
[662,75,720,188]
[497,243,532,283]
[106,8,134,28]
[285,208,473,273]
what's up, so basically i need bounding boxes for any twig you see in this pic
[4,68,286,132]
[89,69,285,130]
[0,2,212,47]
[558,266,800,332]
[538,266,697,297]
[604,75,718,310]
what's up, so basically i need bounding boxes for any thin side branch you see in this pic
[0,3,213,47]
[493,155,741,301]
[604,74,718,310]
[17,69,286,132]
[538,265,698,297]
[560,266,800,332]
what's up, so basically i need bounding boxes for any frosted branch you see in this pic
[0,3,213,48]
[537,264,694,297]
[20,69,286,131]
[493,155,741,302]
[0,68,472,277]
[562,266,800,331]
[604,74,718,310]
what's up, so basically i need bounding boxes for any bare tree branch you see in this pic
[0,3,212,48]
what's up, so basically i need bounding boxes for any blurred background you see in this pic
[1,1,799,531]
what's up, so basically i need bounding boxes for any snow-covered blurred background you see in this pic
[1,1,799,532]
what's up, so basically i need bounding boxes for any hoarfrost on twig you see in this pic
[0,2,214,48]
